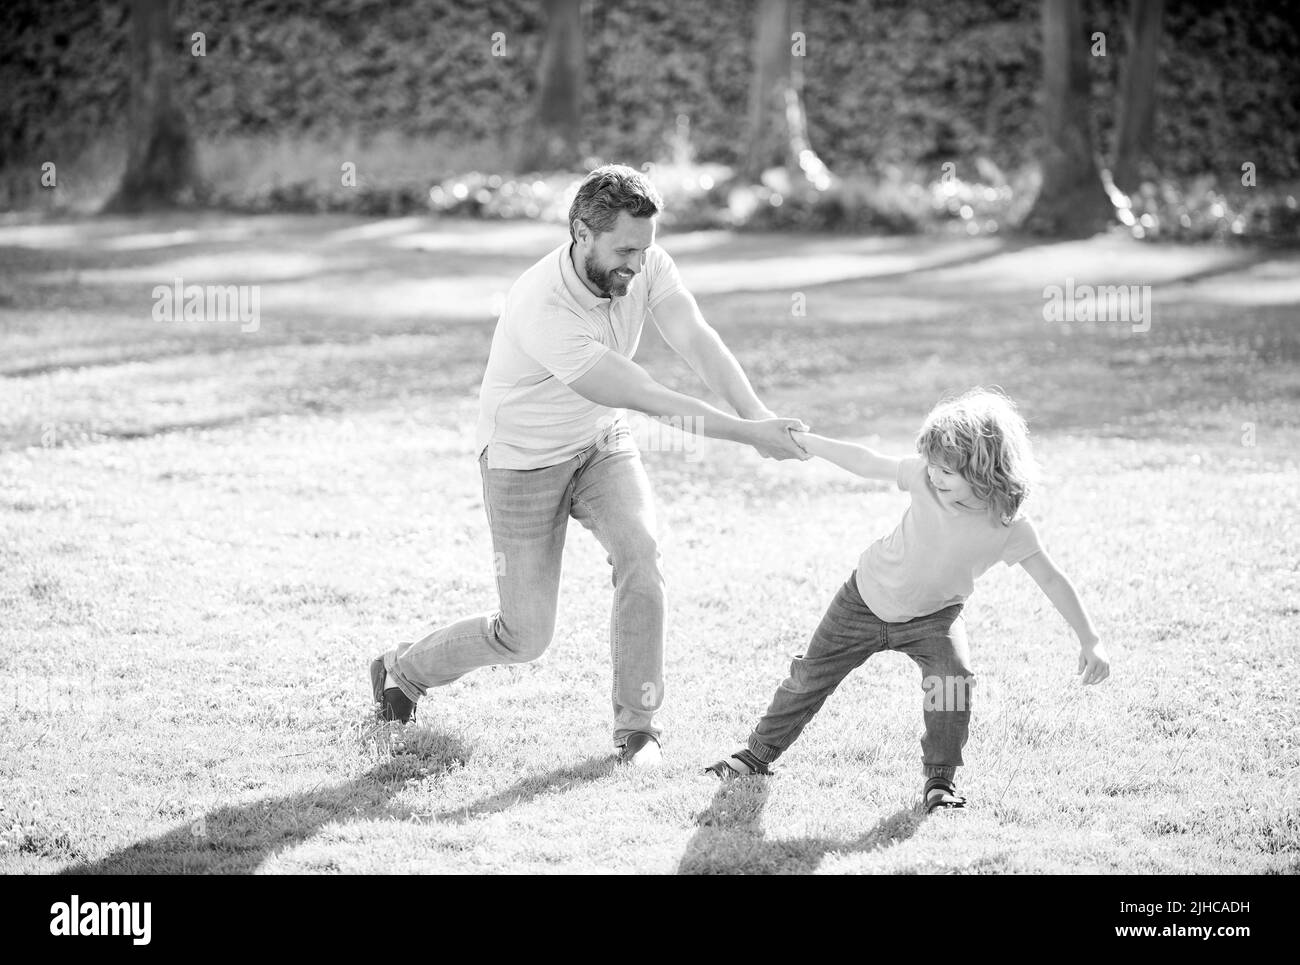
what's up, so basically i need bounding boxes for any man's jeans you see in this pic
[747,572,972,781]
[384,425,664,746]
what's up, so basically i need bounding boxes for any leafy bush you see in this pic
[1115,176,1300,247]
[4,0,1298,242]
[4,0,1298,188]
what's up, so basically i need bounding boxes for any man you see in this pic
[370,164,808,766]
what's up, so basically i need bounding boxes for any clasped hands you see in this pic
[745,415,812,461]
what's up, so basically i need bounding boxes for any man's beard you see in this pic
[583,255,632,298]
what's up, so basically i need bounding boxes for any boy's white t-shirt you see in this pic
[856,456,1042,623]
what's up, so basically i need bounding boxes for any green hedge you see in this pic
[2,0,1297,185]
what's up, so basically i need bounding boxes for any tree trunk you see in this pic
[742,0,828,187]
[104,0,198,213]
[1021,0,1113,237]
[1111,0,1164,194]
[516,0,585,172]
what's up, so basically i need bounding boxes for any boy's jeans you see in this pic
[384,425,664,747]
[747,572,971,781]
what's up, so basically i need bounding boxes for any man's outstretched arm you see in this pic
[567,349,808,460]
[650,290,778,420]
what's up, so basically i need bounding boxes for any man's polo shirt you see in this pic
[475,240,685,469]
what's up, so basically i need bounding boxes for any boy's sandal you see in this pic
[923,777,967,813]
[704,749,773,779]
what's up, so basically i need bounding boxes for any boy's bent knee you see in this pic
[780,655,832,696]
[921,672,976,713]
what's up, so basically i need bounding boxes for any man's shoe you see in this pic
[369,657,416,724]
[618,732,662,768]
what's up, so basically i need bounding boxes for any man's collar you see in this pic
[561,242,607,312]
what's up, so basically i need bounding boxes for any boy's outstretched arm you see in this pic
[789,431,902,482]
[1020,550,1110,685]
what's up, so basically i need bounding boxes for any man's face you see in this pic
[573,210,656,298]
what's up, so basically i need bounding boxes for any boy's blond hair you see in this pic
[916,387,1039,525]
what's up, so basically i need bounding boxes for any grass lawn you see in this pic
[1,214,1297,874]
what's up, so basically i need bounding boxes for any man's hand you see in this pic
[566,351,812,459]
[1077,639,1110,685]
[745,418,811,460]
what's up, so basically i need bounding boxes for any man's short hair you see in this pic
[568,164,663,242]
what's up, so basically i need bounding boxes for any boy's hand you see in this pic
[1077,640,1110,685]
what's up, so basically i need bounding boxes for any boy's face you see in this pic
[927,461,979,509]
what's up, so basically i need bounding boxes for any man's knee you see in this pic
[608,528,662,580]
[494,617,554,663]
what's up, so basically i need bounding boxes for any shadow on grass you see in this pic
[55,729,626,874]
[676,776,925,874]
[57,723,475,875]
[434,754,618,824]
